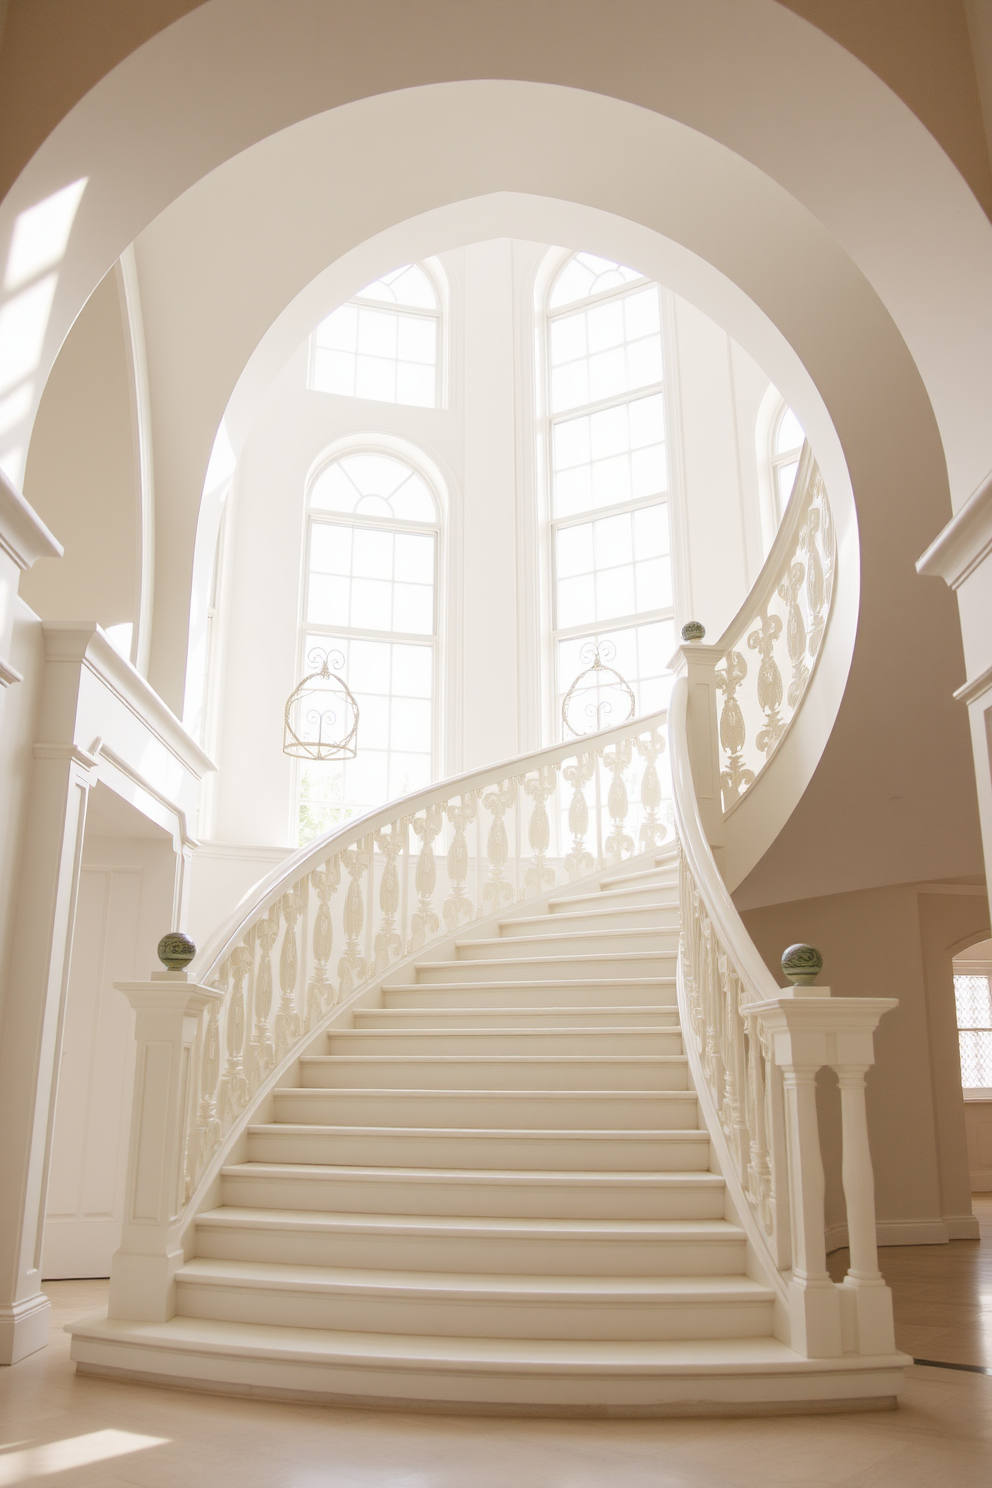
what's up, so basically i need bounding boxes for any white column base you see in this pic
[0,1291,51,1364]
[788,1278,842,1358]
[839,1279,896,1355]
[108,1247,184,1323]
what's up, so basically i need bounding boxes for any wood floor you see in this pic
[0,1199,988,1486]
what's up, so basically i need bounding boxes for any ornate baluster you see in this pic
[408,805,444,951]
[307,857,340,1025]
[337,844,369,997]
[601,738,633,864]
[715,651,754,808]
[802,503,826,659]
[562,752,596,880]
[747,609,785,757]
[634,728,667,850]
[219,943,251,1123]
[187,995,222,1197]
[778,557,808,709]
[744,1010,775,1237]
[523,764,558,896]
[443,793,478,930]
[482,780,517,910]
[250,903,280,1090]
[275,882,305,1058]
[373,824,405,972]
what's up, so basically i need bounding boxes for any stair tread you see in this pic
[248,1124,707,1140]
[499,903,676,927]
[222,1162,724,1186]
[357,1006,680,1018]
[412,953,670,968]
[196,1208,742,1239]
[72,1311,830,1375]
[300,1053,688,1064]
[457,929,675,947]
[177,1257,772,1301]
[274,1087,692,1099]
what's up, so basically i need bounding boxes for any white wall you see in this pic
[202,238,773,851]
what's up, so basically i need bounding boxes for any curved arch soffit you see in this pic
[1,0,991,506]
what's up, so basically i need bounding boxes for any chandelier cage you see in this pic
[283,647,360,761]
[561,639,637,739]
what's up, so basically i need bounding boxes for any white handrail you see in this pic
[669,674,792,1288]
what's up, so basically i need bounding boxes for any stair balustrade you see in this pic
[711,444,835,811]
[177,717,671,1216]
[669,668,900,1360]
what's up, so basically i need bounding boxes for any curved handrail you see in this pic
[182,708,672,1203]
[669,674,792,1293]
[712,443,836,810]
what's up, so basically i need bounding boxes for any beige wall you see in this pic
[741,881,989,1244]
[19,269,138,634]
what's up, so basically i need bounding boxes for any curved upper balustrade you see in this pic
[183,711,671,1207]
[714,443,835,812]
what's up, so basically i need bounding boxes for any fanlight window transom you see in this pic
[310,263,441,409]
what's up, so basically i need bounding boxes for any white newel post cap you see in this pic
[740,993,897,1069]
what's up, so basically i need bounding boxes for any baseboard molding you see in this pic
[825,1217,965,1252]
[0,1291,50,1365]
[945,1214,982,1239]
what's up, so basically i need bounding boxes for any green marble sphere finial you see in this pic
[681,620,706,642]
[781,943,823,986]
[157,931,196,971]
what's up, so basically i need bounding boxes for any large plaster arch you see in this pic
[1,0,991,508]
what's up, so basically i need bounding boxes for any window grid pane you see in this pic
[953,974,992,1089]
[954,974,992,1029]
[311,304,438,408]
[549,285,663,414]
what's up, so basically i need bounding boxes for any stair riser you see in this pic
[272,1090,700,1130]
[219,1173,727,1220]
[383,981,677,1007]
[549,885,678,913]
[244,1130,709,1171]
[325,1031,684,1057]
[499,906,680,936]
[175,1282,773,1342]
[299,1057,689,1091]
[414,956,676,983]
[193,1227,747,1277]
[456,933,678,961]
[353,1008,680,1030]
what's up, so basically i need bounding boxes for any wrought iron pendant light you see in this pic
[561,639,635,738]
[283,647,359,761]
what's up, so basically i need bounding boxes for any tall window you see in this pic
[546,252,675,720]
[298,450,438,843]
[309,264,440,408]
[771,402,805,519]
[954,973,992,1096]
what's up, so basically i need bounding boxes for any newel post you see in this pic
[109,934,222,1323]
[669,622,725,853]
[744,946,898,1359]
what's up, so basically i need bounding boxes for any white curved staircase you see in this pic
[69,848,903,1413]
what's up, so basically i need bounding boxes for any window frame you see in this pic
[770,399,804,523]
[295,445,442,843]
[953,968,992,1100]
[307,261,445,410]
[543,257,677,731]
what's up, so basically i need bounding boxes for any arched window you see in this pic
[771,402,805,518]
[545,252,675,722]
[297,449,439,842]
[309,264,441,408]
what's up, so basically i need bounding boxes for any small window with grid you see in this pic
[954,973,992,1094]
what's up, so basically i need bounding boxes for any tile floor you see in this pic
[0,1201,989,1487]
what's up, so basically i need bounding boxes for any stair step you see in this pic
[272,1088,699,1130]
[549,882,678,913]
[497,903,679,936]
[72,1312,861,1417]
[193,1209,746,1275]
[455,928,678,960]
[219,1164,727,1219]
[174,1258,775,1341]
[382,977,677,1007]
[413,953,675,983]
[325,1028,683,1057]
[299,1053,689,1091]
[245,1124,709,1171]
[353,1006,680,1030]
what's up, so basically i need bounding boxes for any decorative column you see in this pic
[744,946,898,1359]
[109,936,222,1323]
[668,623,725,854]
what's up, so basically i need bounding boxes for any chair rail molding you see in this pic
[0,622,213,1365]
